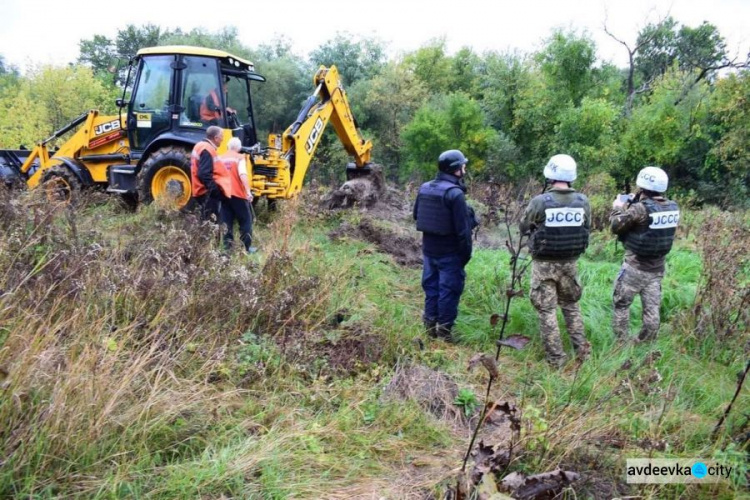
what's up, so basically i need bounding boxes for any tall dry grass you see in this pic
[0,190,336,496]
[689,209,749,343]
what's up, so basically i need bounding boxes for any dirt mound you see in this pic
[319,326,384,376]
[321,165,414,222]
[362,184,413,221]
[329,217,422,267]
[325,164,387,209]
[276,318,385,379]
[382,363,462,424]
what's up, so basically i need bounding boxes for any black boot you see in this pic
[424,319,438,338]
[435,324,456,343]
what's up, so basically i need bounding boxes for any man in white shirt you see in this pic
[219,138,256,253]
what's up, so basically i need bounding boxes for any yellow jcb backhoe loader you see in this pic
[0,46,377,207]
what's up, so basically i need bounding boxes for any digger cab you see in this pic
[97,46,267,207]
[123,46,266,154]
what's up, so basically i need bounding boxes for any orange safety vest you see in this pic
[199,88,222,122]
[190,140,231,197]
[220,150,251,200]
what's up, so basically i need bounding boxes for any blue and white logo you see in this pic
[691,462,708,479]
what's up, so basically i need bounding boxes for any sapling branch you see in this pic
[461,197,531,473]
[712,359,750,441]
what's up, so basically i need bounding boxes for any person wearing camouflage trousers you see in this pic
[611,262,663,340]
[611,167,679,342]
[521,155,591,368]
[528,261,590,367]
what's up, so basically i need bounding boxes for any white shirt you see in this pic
[237,159,252,198]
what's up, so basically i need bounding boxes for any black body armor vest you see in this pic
[530,193,589,259]
[623,198,679,258]
[416,180,460,235]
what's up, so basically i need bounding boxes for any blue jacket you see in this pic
[413,172,474,263]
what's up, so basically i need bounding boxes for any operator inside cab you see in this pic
[200,77,236,126]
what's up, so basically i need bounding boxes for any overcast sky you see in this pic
[1,0,748,71]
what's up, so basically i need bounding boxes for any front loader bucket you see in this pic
[0,149,32,188]
[327,163,385,209]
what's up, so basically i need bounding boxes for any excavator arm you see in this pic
[251,65,372,198]
[2,48,379,209]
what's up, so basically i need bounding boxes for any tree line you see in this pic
[0,19,748,206]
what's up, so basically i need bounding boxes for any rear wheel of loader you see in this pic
[41,165,82,205]
[137,146,194,210]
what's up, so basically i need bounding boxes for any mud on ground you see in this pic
[319,164,414,223]
[329,217,422,267]
[316,324,385,376]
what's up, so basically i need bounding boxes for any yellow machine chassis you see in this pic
[13,47,372,208]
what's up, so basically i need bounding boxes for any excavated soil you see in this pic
[322,174,518,257]
[319,164,414,222]
[329,218,422,267]
[319,326,384,376]
[277,321,385,379]
[323,164,387,209]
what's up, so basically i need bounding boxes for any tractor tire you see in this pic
[41,165,83,205]
[137,146,194,210]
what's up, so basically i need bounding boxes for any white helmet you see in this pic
[636,166,668,192]
[543,154,577,182]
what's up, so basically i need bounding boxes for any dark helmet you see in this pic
[438,149,468,173]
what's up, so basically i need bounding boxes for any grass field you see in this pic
[0,191,747,499]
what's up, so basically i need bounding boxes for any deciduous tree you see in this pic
[402,93,499,180]
[309,33,386,86]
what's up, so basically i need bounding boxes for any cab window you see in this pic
[130,55,173,149]
[181,56,222,128]
[224,75,250,128]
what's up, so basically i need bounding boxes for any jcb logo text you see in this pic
[305,118,324,154]
[94,120,121,136]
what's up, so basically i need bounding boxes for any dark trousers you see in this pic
[195,193,222,222]
[221,196,253,251]
[422,253,466,327]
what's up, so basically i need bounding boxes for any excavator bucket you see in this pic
[327,163,386,209]
[0,149,32,188]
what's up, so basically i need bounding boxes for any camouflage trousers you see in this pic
[612,263,663,341]
[529,260,590,367]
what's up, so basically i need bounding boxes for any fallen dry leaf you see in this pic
[497,335,531,350]
[469,353,500,379]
